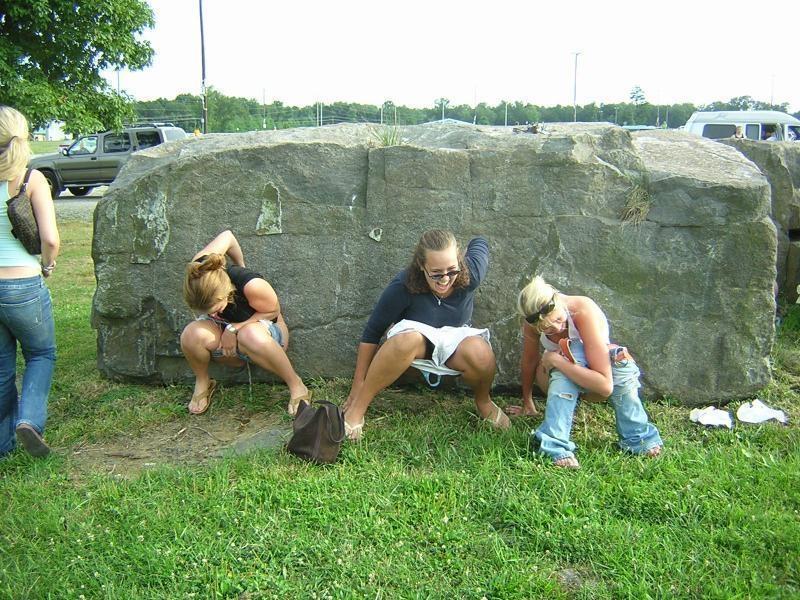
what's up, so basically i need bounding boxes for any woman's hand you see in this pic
[540,349,568,372]
[506,391,539,417]
[218,329,238,357]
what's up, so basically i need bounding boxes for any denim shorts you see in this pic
[196,316,285,361]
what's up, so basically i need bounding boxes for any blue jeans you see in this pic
[533,340,662,461]
[0,277,56,457]
[198,317,286,360]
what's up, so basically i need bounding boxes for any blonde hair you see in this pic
[183,254,236,313]
[516,275,566,331]
[0,107,32,182]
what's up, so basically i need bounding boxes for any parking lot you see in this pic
[55,186,105,220]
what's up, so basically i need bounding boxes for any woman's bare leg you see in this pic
[181,321,223,398]
[344,332,427,427]
[236,323,307,401]
[445,336,504,425]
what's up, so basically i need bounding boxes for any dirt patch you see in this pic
[66,406,291,479]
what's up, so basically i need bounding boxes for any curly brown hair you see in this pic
[404,230,471,294]
[183,253,236,313]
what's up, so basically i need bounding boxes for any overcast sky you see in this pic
[108,0,800,113]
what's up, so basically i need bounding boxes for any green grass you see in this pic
[1,222,798,598]
[30,140,64,155]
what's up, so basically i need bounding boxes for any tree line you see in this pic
[133,89,795,134]
[2,2,796,135]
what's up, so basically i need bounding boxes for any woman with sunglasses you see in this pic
[342,230,506,441]
[180,230,310,415]
[512,275,662,469]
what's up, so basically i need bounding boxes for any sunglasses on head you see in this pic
[425,269,461,281]
[525,295,557,325]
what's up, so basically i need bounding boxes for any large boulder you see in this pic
[719,138,800,301]
[92,122,776,404]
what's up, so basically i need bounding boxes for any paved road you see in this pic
[54,186,105,221]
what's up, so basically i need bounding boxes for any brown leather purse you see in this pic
[286,399,345,464]
[6,169,41,255]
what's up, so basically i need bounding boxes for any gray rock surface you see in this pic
[92,123,776,404]
[719,138,800,301]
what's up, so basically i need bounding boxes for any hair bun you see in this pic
[188,253,225,279]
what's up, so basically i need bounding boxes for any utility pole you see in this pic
[505,101,508,126]
[199,0,208,133]
[572,52,581,122]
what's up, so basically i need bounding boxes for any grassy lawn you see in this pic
[1,221,798,599]
[30,140,64,155]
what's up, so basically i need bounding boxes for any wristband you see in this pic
[41,262,56,273]
[225,324,238,335]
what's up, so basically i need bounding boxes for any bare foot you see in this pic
[645,445,662,458]
[553,456,580,469]
[506,404,540,417]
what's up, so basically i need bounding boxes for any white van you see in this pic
[683,110,800,141]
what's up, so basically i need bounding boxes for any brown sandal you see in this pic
[188,379,217,415]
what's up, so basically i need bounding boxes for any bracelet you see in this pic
[41,262,56,273]
[225,323,238,335]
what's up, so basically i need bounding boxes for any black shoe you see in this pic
[15,423,50,458]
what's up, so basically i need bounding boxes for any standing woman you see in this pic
[181,230,310,415]
[0,106,60,458]
[342,230,508,441]
[513,275,662,469]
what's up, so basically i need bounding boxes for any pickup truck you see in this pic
[28,124,187,197]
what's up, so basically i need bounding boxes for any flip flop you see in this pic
[484,402,511,430]
[558,338,576,363]
[15,423,51,458]
[344,418,365,442]
[188,379,217,415]
[288,390,313,417]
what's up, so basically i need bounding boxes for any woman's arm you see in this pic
[543,298,613,397]
[29,170,60,274]
[507,324,542,417]
[237,278,281,324]
[520,323,541,409]
[191,230,245,266]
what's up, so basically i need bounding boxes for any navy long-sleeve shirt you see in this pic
[361,237,489,344]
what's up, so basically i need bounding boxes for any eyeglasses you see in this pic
[525,295,557,325]
[425,269,461,281]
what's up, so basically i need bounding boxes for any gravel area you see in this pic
[54,187,106,221]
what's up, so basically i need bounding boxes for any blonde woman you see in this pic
[0,106,60,459]
[180,230,310,415]
[513,276,662,469]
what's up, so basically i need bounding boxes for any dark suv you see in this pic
[28,123,187,197]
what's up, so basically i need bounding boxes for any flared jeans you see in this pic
[0,276,56,456]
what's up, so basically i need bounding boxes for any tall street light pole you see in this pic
[199,0,208,133]
[572,51,581,122]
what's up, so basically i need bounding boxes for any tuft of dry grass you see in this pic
[620,179,652,225]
